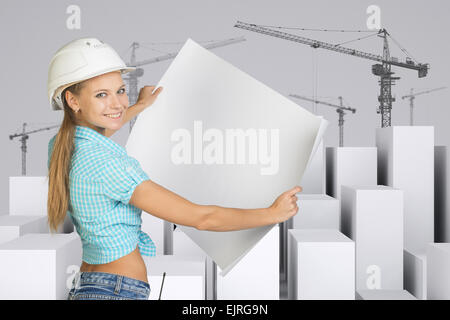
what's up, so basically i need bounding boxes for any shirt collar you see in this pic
[74,125,126,157]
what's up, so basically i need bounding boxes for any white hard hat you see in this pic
[47,37,136,110]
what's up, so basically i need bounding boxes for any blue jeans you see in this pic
[68,271,151,300]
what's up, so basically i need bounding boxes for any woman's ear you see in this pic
[65,90,81,113]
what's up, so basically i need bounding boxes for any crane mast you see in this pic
[9,123,60,175]
[234,21,429,128]
[401,86,447,125]
[128,42,141,131]
[337,97,345,147]
[373,29,400,127]
[290,94,356,147]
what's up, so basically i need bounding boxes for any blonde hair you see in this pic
[47,82,85,233]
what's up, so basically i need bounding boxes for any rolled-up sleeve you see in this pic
[100,155,150,205]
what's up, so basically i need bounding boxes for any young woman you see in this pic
[47,38,301,300]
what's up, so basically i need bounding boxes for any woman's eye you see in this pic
[96,89,125,98]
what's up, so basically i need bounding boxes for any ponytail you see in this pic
[47,82,84,233]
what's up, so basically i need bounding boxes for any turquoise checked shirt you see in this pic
[48,125,156,264]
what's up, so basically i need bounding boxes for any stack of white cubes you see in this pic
[341,185,404,298]
[1,123,449,300]
[285,146,378,300]
[376,126,440,299]
[0,176,80,300]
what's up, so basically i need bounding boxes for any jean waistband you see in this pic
[74,271,150,291]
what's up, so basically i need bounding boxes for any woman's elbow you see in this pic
[194,205,217,231]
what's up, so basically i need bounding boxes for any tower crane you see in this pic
[401,86,447,125]
[9,123,60,175]
[234,21,430,128]
[290,94,356,147]
[124,37,246,132]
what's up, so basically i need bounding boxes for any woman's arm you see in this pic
[129,179,300,232]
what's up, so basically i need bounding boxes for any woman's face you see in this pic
[66,71,129,135]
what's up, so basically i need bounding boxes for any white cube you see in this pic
[376,126,434,253]
[301,140,325,194]
[0,233,82,300]
[216,225,279,300]
[289,194,340,230]
[173,227,214,300]
[427,243,450,300]
[326,147,377,199]
[288,229,355,300]
[9,176,73,233]
[341,185,403,290]
[173,227,205,257]
[435,146,448,242]
[281,194,340,285]
[0,215,49,244]
[143,255,205,300]
[356,290,416,300]
[404,249,427,300]
[9,176,47,215]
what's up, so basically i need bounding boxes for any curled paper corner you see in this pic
[305,117,329,169]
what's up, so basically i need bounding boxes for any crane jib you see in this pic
[234,21,429,78]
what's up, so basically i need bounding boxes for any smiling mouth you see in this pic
[104,111,122,119]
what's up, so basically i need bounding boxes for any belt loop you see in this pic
[114,275,123,294]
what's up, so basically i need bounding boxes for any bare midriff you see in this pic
[79,245,148,283]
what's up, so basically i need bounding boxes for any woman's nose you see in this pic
[109,93,125,110]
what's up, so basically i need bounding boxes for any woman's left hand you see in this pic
[136,85,163,109]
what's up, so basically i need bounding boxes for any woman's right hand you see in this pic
[268,186,302,224]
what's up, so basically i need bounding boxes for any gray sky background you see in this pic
[1,0,449,214]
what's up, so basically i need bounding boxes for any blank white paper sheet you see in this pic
[126,38,328,276]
